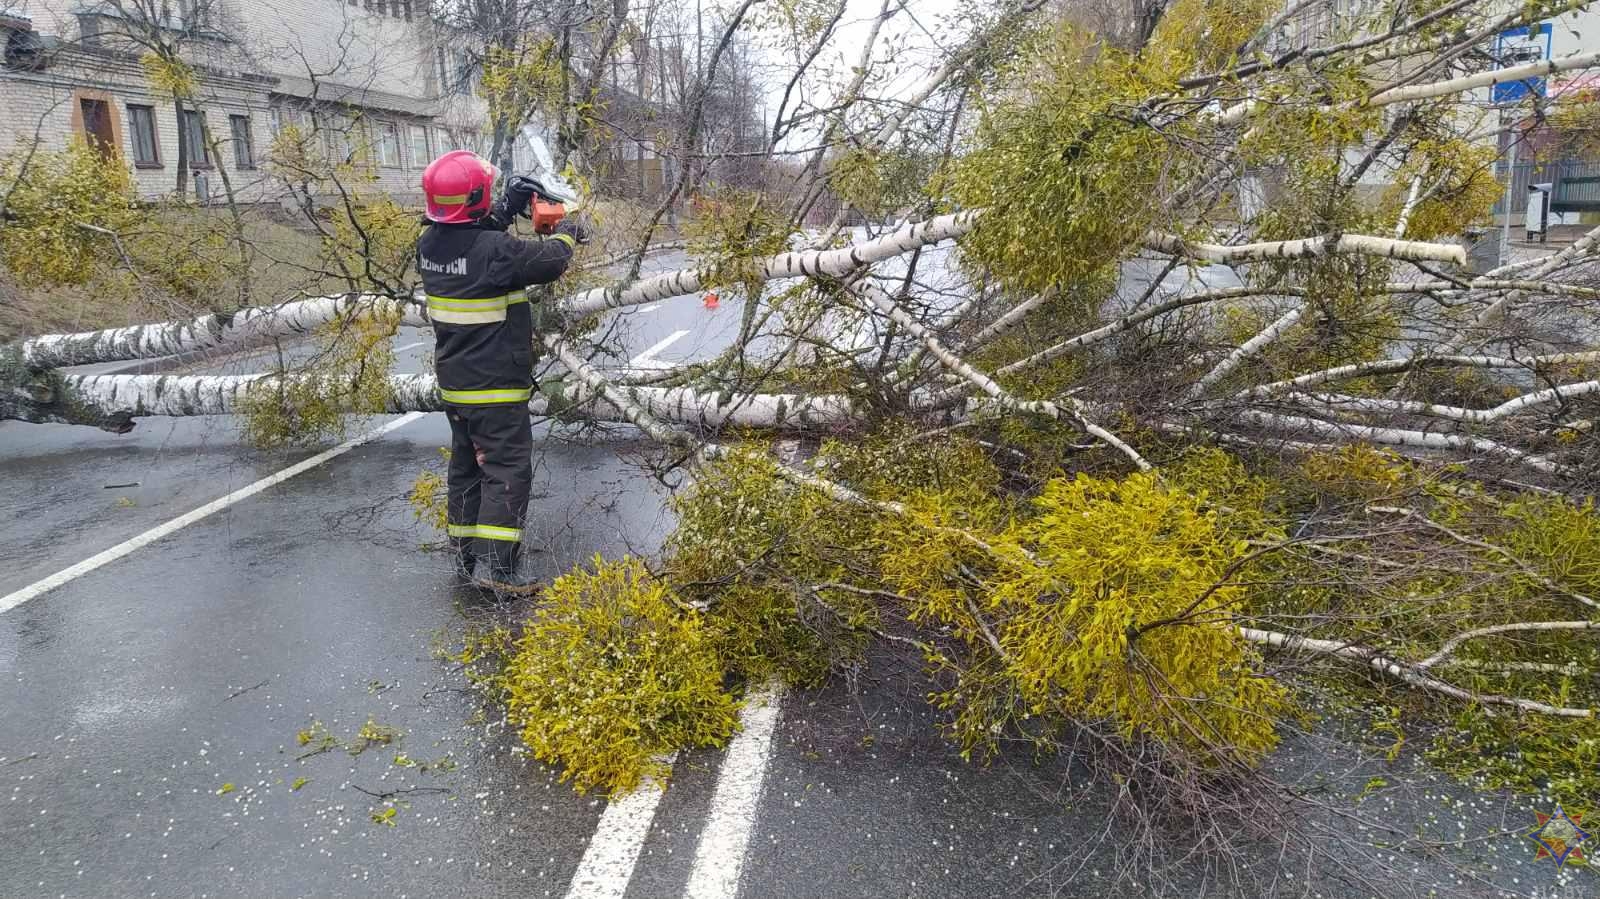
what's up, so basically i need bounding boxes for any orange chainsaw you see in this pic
[525,177,571,235]
[505,174,577,236]
[511,125,581,235]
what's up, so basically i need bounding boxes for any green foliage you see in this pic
[496,556,739,795]
[466,433,1298,795]
[1380,136,1501,240]
[295,720,339,759]
[262,122,419,294]
[349,719,401,755]
[0,140,141,287]
[408,450,452,532]
[481,38,568,138]
[1235,448,1600,803]
[326,197,422,293]
[141,52,197,98]
[370,806,398,826]
[953,28,1180,296]
[682,191,798,301]
[240,308,399,448]
[879,470,1287,764]
[673,436,1286,768]
[452,416,1599,811]
[953,0,1278,296]
[1010,474,1285,759]
[753,0,840,44]
[668,446,870,684]
[1300,442,1418,500]
[828,148,933,220]
[1504,494,1600,598]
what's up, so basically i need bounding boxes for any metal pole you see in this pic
[1500,119,1519,264]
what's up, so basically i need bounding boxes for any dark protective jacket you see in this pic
[418,222,575,406]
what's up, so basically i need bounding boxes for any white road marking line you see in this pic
[685,683,784,899]
[628,329,690,367]
[394,340,429,354]
[563,761,675,899]
[637,304,661,313]
[0,413,426,615]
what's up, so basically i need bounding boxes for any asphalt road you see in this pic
[1,253,1594,899]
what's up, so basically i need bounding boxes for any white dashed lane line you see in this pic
[563,760,676,899]
[0,413,426,615]
[562,685,783,899]
[628,329,691,368]
[686,683,784,899]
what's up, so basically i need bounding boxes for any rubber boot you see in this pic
[472,541,540,596]
[450,536,478,579]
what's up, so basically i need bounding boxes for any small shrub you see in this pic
[0,140,140,286]
[498,556,739,795]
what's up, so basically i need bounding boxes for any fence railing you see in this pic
[1493,159,1600,215]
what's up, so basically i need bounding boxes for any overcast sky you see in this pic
[747,0,976,148]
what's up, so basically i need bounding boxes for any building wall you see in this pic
[0,0,488,205]
[232,0,435,100]
[0,46,270,196]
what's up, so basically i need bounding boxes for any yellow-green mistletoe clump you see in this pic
[240,309,399,448]
[0,140,141,287]
[879,468,1287,764]
[498,555,739,795]
[1002,473,1287,760]
[953,0,1279,297]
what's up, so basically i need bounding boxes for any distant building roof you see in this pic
[271,74,441,118]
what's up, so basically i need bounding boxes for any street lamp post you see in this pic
[1500,118,1519,264]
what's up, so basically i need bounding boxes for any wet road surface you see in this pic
[2,253,1595,898]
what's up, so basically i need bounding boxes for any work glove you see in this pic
[502,175,543,216]
[485,175,543,229]
[555,215,592,245]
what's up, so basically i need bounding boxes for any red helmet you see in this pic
[422,150,496,224]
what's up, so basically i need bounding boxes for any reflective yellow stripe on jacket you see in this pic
[446,523,522,542]
[438,387,533,405]
[426,292,527,325]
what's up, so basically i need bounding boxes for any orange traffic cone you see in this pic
[703,292,720,310]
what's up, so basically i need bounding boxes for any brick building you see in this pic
[0,0,494,205]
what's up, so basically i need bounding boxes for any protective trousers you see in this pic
[445,403,533,574]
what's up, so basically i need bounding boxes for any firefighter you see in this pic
[418,149,587,594]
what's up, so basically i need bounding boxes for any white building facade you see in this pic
[0,0,492,204]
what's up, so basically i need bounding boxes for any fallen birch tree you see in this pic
[8,0,1600,893]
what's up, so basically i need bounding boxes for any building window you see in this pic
[79,97,116,158]
[409,124,430,168]
[230,115,255,169]
[182,109,211,168]
[377,122,401,168]
[436,47,475,96]
[274,106,310,135]
[126,104,161,167]
[176,0,212,30]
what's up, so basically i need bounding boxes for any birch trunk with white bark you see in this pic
[19,370,866,433]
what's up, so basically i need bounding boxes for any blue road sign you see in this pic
[1493,24,1554,104]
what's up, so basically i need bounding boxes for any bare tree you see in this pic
[84,0,233,197]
